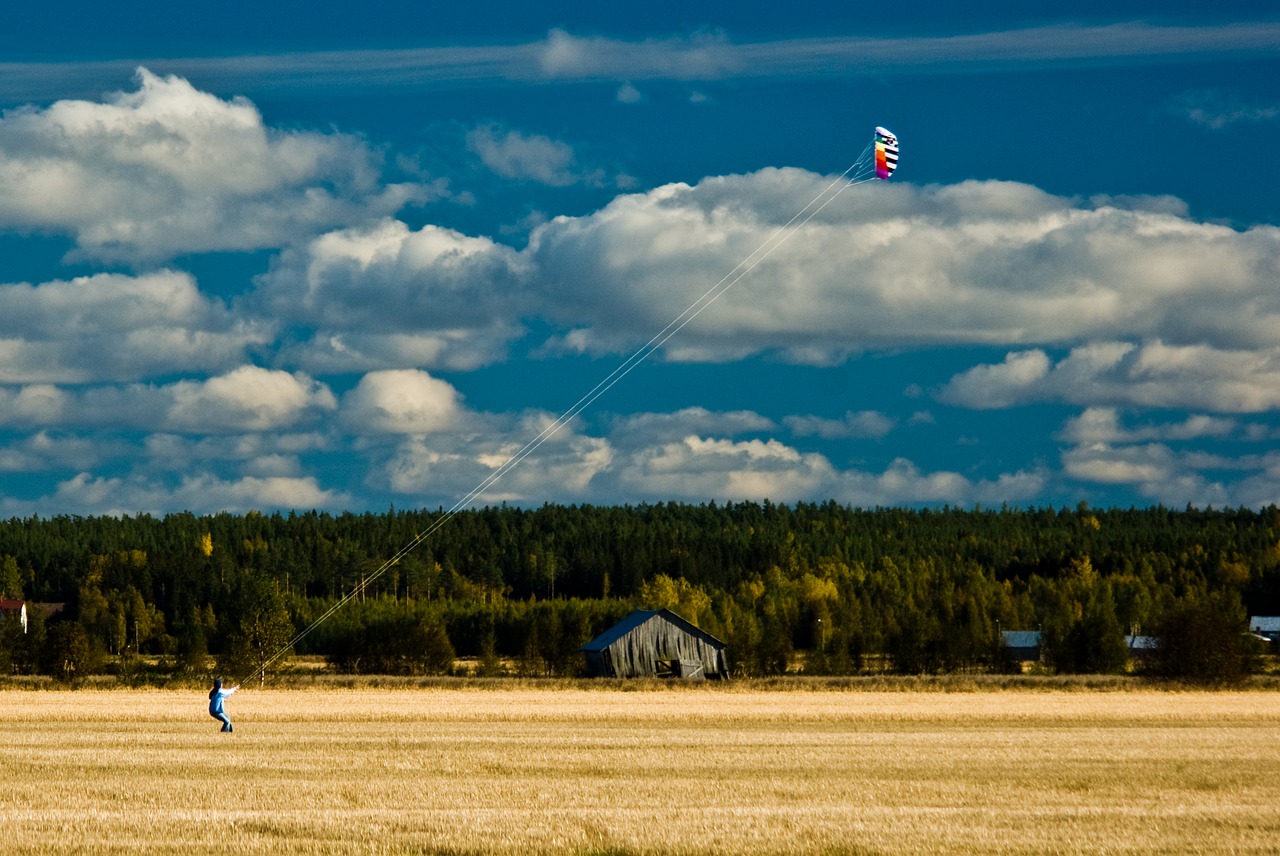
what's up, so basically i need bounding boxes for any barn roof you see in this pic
[1000,630,1041,648]
[0,599,24,611]
[581,609,725,652]
[1126,634,1159,651]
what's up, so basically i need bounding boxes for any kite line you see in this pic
[240,129,896,684]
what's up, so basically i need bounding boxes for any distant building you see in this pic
[0,599,27,633]
[1126,634,1159,657]
[1249,617,1280,643]
[581,609,727,679]
[1000,630,1041,662]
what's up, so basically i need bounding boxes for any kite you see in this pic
[875,126,899,180]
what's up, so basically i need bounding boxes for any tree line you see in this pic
[0,502,1275,683]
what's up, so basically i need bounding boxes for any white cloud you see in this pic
[1169,89,1280,129]
[0,385,69,425]
[785,410,896,439]
[530,24,1280,83]
[341,369,462,435]
[616,83,644,104]
[1058,408,1236,444]
[941,342,1280,413]
[1060,442,1240,507]
[0,271,270,383]
[4,23,1278,102]
[0,366,335,433]
[165,366,337,432]
[537,28,741,81]
[16,471,349,517]
[524,173,1280,366]
[255,218,527,372]
[606,407,775,443]
[358,401,1043,508]
[142,431,330,475]
[1053,407,1280,506]
[466,124,605,187]
[0,431,110,473]
[0,69,424,261]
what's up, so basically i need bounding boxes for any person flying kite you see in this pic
[208,678,238,732]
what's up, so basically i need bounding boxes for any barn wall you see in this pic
[603,617,725,678]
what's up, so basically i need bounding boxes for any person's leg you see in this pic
[214,711,232,731]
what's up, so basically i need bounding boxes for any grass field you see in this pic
[2,683,1278,855]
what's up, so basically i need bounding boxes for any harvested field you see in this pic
[2,685,1278,854]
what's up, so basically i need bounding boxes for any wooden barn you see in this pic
[581,609,727,679]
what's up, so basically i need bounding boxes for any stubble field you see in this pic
[1,683,1278,855]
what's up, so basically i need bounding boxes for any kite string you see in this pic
[242,146,879,684]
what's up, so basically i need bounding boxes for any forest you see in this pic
[1,502,1276,682]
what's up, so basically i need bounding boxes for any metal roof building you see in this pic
[1000,630,1042,662]
[1250,616,1280,641]
[581,609,727,679]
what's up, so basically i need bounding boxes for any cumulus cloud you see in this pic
[0,69,424,261]
[252,171,1280,405]
[1060,442,1241,507]
[142,431,331,476]
[6,471,349,517]
[605,407,775,444]
[524,172,1280,365]
[165,366,337,432]
[341,369,462,435]
[466,124,606,187]
[0,431,112,473]
[357,401,1044,508]
[1058,408,1236,444]
[940,342,1280,413]
[1051,406,1280,506]
[0,366,335,433]
[255,218,527,372]
[0,271,270,383]
[786,410,897,440]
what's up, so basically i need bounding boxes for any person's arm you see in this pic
[224,686,238,697]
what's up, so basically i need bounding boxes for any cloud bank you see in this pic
[0,72,1277,514]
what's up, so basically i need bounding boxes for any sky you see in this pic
[0,2,1277,516]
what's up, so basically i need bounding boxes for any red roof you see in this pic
[0,599,24,611]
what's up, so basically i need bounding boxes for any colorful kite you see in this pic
[875,126,899,179]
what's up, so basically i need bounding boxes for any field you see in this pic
[2,683,1279,855]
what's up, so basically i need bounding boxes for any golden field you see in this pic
[2,684,1279,855]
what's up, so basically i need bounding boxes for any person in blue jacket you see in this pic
[208,678,238,732]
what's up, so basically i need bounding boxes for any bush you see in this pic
[43,622,101,683]
[1145,594,1258,685]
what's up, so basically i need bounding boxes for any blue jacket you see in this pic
[209,685,237,715]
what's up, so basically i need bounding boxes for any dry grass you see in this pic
[2,686,1278,854]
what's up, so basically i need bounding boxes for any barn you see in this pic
[1000,630,1041,663]
[1249,616,1280,643]
[581,609,727,679]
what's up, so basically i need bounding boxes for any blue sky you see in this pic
[0,2,1277,515]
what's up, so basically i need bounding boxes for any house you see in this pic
[1000,630,1041,662]
[1126,634,1159,657]
[0,599,27,633]
[1249,617,1280,643]
[581,608,727,679]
